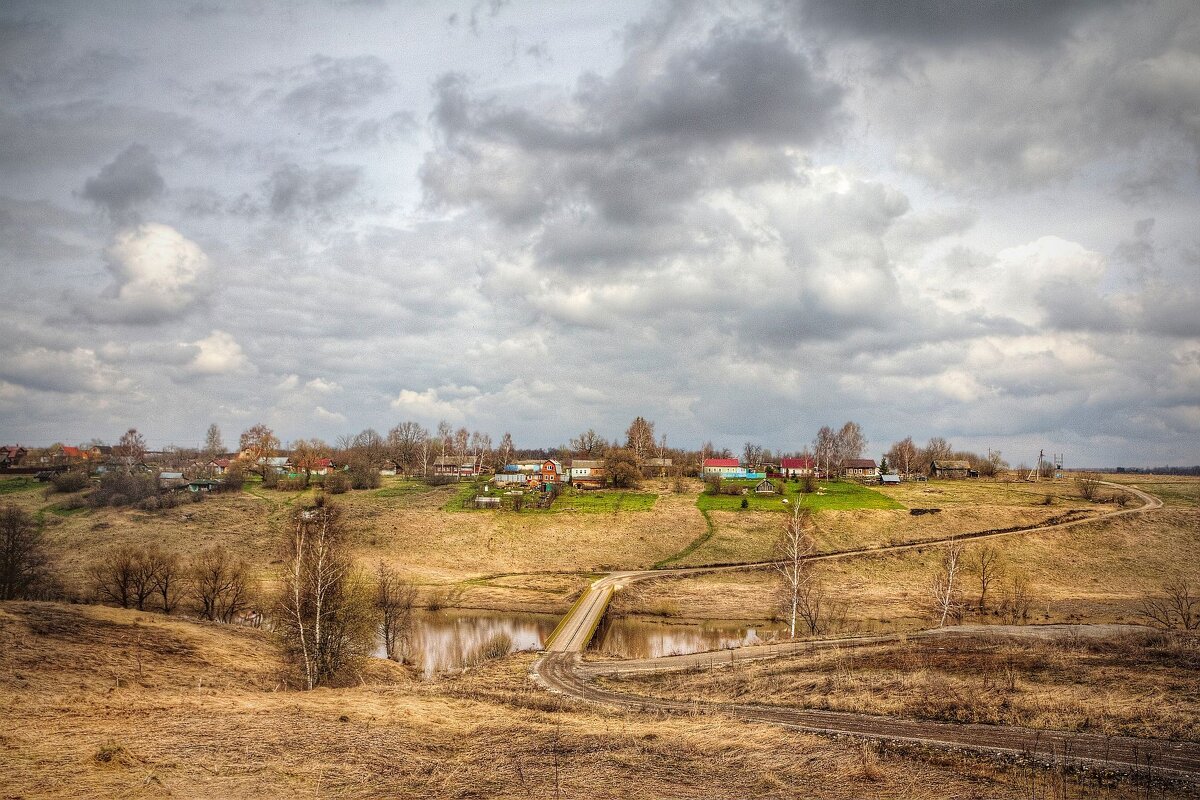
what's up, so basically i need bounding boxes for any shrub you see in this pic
[325,472,351,494]
[426,474,457,486]
[466,632,513,666]
[49,471,89,494]
[740,497,749,509]
[348,466,381,490]
[220,465,245,493]
[89,471,158,508]
[275,478,306,491]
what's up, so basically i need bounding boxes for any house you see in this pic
[187,479,222,493]
[641,457,673,477]
[568,459,605,488]
[158,471,187,490]
[432,454,483,479]
[538,459,564,487]
[379,459,400,476]
[1,445,28,469]
[702,458,741,478]
[843,459,879,479]
[779,457,815,478]
[290,457,334,476]
[930,460,972,479]
[206,458,232,475]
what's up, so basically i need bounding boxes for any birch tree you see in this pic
[930,541,966,627]
[774,505,817,638]
[276,498,377,689]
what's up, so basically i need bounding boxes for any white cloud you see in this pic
[181,330,250,376]
[313,405,346,423]
[85,223,210,323]
[305,377,341,393]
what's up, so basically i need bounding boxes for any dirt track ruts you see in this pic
[532,481,1199,781]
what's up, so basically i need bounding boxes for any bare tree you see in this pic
[90,546,156,610]
[1076,472,1102,500]
[436,420,453,464]
[0,503,54,600]
[604,448,641,489]
[923,437,953,468]
[569,429,605,457]
[145,546,183,614]
[189,546,254,622]
[386,421,428,474]
[376,562,418,661]
[930,541,966,627]
[774,506,817,638]
[115,427,147,470]
[238,423,280,477]
[203,423,224,459]
[497,432,514,469]
[289,438,330,488]
[813,426,837,478]
[999,574,1035,624]
[276,498,378,689]
[1139,578,1199,630]
[834,422,867,471]
[625,416,655,463]
[742,442,764,469]
[887,436,919,477]
[966,545,1005,614]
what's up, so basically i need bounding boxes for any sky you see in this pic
[0,0,1198,467]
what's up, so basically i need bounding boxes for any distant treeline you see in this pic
[1113,466,1200,475]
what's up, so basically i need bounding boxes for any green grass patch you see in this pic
[696,479,904,512]
[551,490,656,513]
[0,477,41,494]
[46,502,88,517]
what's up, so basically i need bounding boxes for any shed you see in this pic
[930,460,972,479]
[753,479,777,494]
[881,474,901,485]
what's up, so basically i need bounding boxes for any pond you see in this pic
[588,614,789,659]
[378,609,559,678]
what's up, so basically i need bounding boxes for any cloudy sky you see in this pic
[1,0,1198,466]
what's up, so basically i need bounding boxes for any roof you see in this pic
[844,459,877,469]
[210,458,231,467]
[932,460,972,470]
[703,458,740,468]
[644,457,673,466]
[62,446,82,458]
[780,457,814,469]
[881,474,901,483]
[570,460,603,469]
[159,471,185,480]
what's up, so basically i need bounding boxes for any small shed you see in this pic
[753,479,777,495]
[187,479,222,493]
[473,496,501,509]
[930,460,972,479]
[881,474,901,485]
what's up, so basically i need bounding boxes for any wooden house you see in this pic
[930,460,972,479]
[779,457,815,478]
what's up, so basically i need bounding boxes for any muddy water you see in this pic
[379,609,559,677]
[589,614,789,659]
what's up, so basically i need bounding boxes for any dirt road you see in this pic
[532,481,1199,781]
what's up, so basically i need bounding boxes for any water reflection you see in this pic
[378,609,559,678]
[590,614,788,659]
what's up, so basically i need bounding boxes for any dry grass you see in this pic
[670,478,1112,566]
[601,629,1200,742]
[614,505,1200,632]
[0,600,1116,799]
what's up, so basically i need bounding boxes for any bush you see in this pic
[740,497,749,509]
[275,478,306,491]
[348,466,381,490]
[49,471,89,494]
[426,474,457,486]
[466,632,513,666]
[220,466,245,493]
[325,472,351,494]
[89,471,159,508]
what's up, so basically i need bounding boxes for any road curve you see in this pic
[532,481,1197,780]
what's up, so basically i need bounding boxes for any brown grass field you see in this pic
[0,600,1149,799]
[613,478,1199,633]
[2,474,1197,796]
[598,628,1200,742]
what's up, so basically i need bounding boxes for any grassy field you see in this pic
[599,627,1200,742]
[696,479,903,512]
[0,600,1119,800]
[612,501,1200,632]
[443,481,659,514]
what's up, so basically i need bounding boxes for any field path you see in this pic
[533,481,1200,780]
